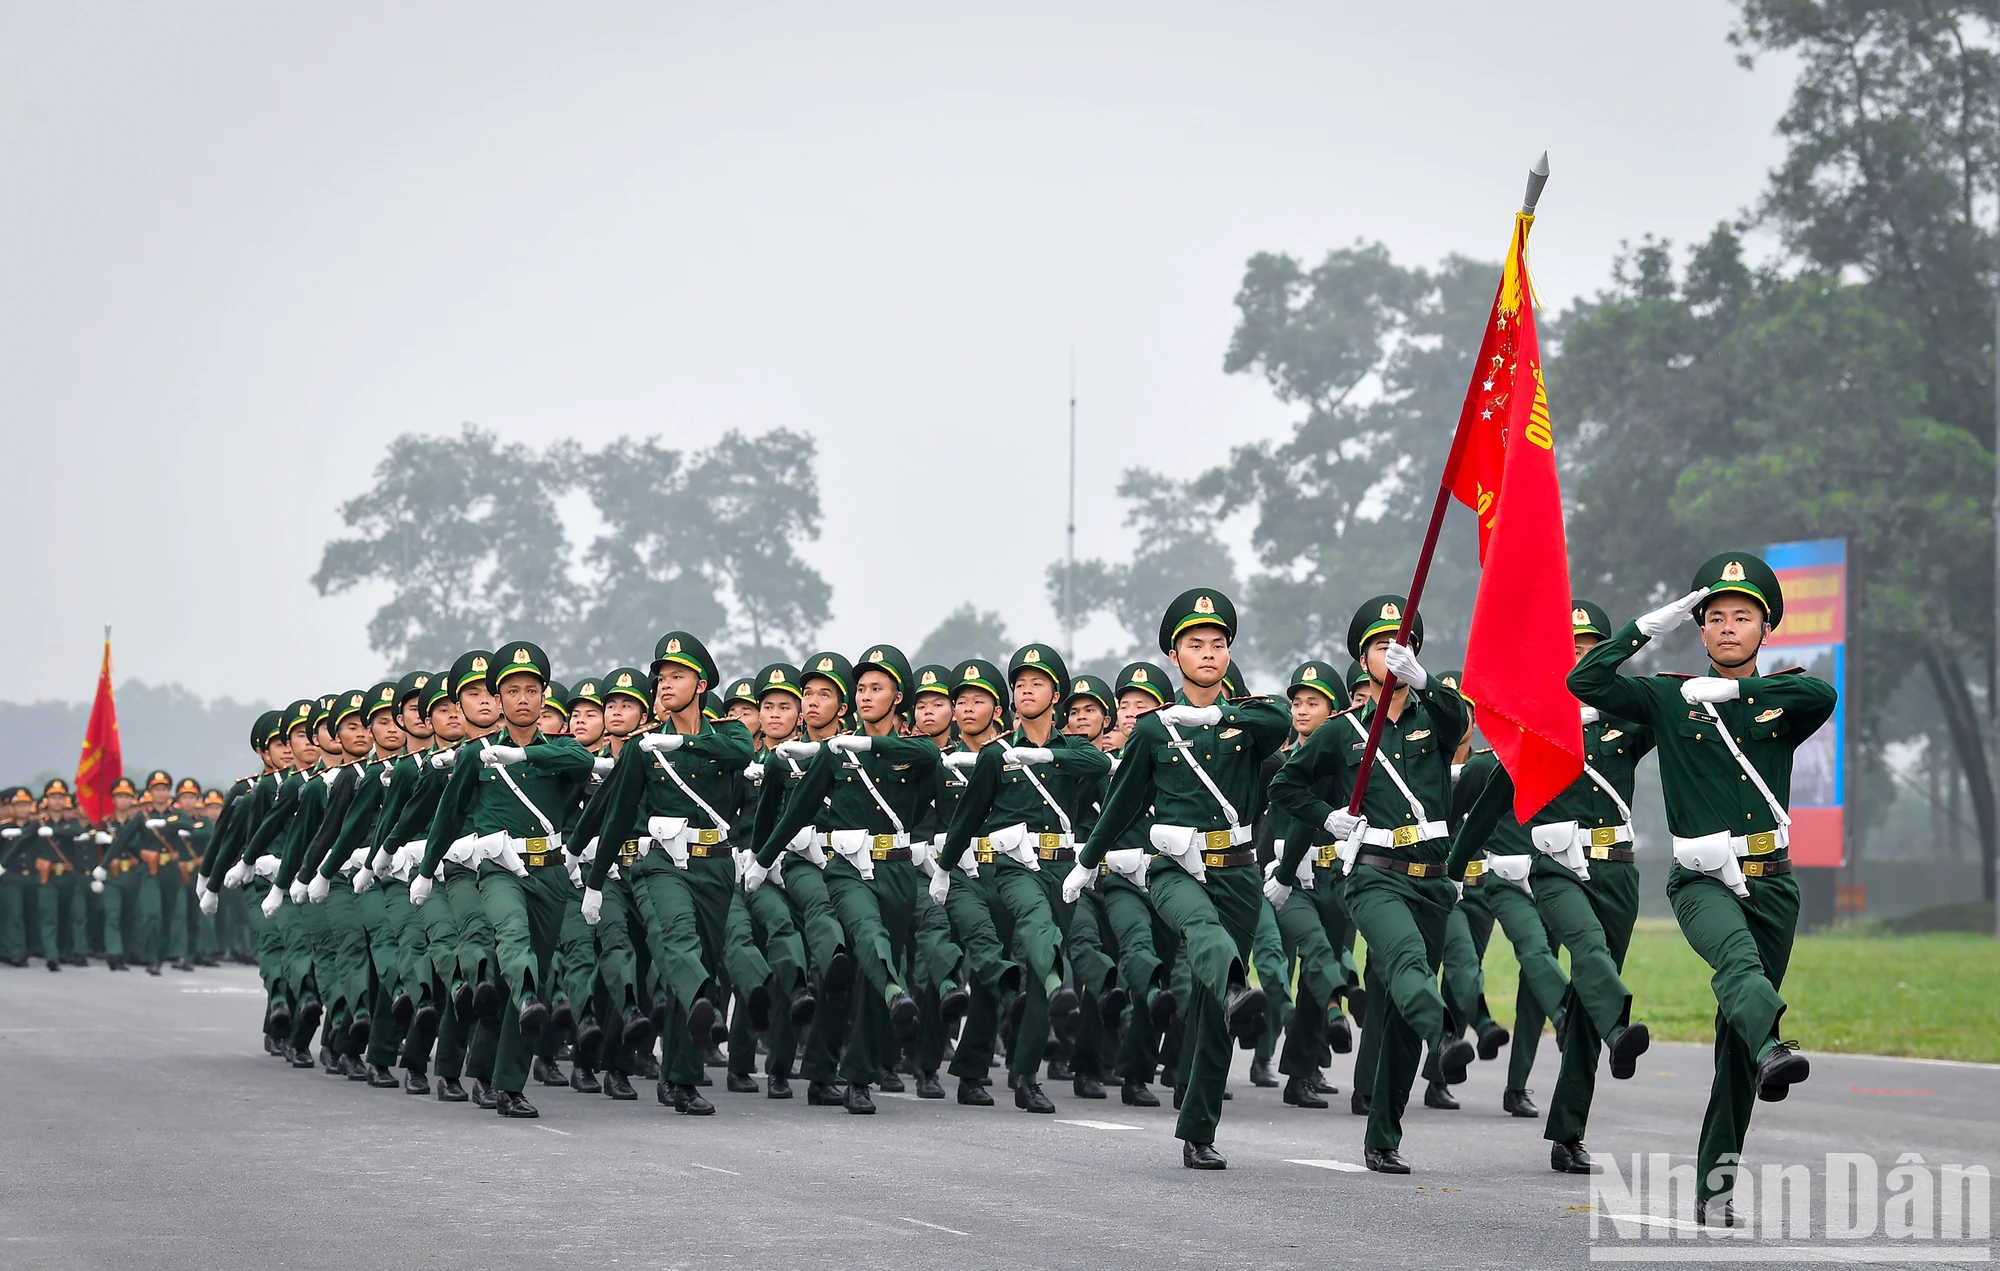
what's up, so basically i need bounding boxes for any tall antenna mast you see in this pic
[1065,349,1077,659]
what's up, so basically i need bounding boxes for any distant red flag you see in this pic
[76,634,123,824]
[1455,214,1583,820]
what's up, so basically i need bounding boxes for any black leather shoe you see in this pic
[673,1084,716,1115]
[1121,1080,1159,1107]
[1047,986,1081,1038]
[726,1071,759,1094]
[602,1071,636,1100]
[471,1079,499,1110]
[348,1012,372,1048]
[875,1067,905,1093]
[1327,1013,1354,1054]
[517,993,549,1036]
[495,1090,539,1118]
[1436,1036,1476,1085]
[472,981,502,1021]
[1551,1139,1600,1174]
[824,949,854,996]
[1249,1059,1279,1088]
[575,1021,604,1065]
[1015,1080,1055,1113]
[1072,1073,1106,1099]
[550,1000,574,1033]
[937,984,969,1026]
[634,1053,660,1081]
[451,982,475,1025]
[367,1063,399,1088]
[105,955,122,971]
[1350,1090,1371,1116]
[1476,1020,1511,1061]
[1365,1147,1410,1174]
[46,958,60,972]
[1757,1040,1809,1100]
[1423,1080,1460,1110]
[1344,985,1368,1023]
[1503,1087,1540,1118]
[145,963,162,976]
[532,1056,566,1086]
[745,982,772,1032]
[1307,1069,1338,1095]
[1149,989,1177,1032]
[843,1082,876,1114]
[957,1078,994,1106]
[1046,1058,1073,1082]
[297,996,322,1038]
[703,1044,728,1068]
[266,1002,292,1037]
[173,958,195,972]
[1224,985,1267,1047]
[289,1047,315,1069]
[436,1077,469,1102]
[1609,1023,1651,1080]
[807,1080,847,1106]
[346,1056,371,1081]
[620,1007,656,1051]
[916,1071,945,1099]
[1695,1197,1736,1228]
[766,1074,793,1099]
[1284,1075,1328,1108]
[889,991,921,1044]
[404,1069,429,1094]
[1183,1141,1227,1170]
[1172,1083,1185,1110]
[1098,985,1128,1032]
[684,997,718,1050]
[390,992,415,1027]
[790,986,817,1026]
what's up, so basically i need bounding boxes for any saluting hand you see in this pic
[481,745,527,767]
[1680,677,1741,705]
[1635,588,1709,639]
[638,732,685,755]
[1159,704,1221,729]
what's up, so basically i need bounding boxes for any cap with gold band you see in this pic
[175,777,202,797]
[252,709,284,749]
[723,676,757,706]
[422,673,453,716]
[754,663,804,701]
[856,644,914,695]
[1008,644,1070,702]
[1157,587,1237,653]
[651,631,717,688]
[543,681,570,718]
[1062,674,1112,714]
[1347,594,1424,662]
[449,650,496,699]
[145,769,172,791]
[394,670,434,706]
[1691,552,1785,628]
[42,778,71,798]
[567,678,604,710]
[951,658,1005,703]
[204,788,225,806]
[1571,600,1613,640]
[331,689,369,729]
[604,667,652,711]
[913,664,953,698]
[281,698,316,736]
[365,680,399,720]
[494,641,550,688]
[801,651,854,702]
[110,776,140,798]
[1115,661,1170,705]
[1287,660,1341,705]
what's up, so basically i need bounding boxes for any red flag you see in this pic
[1454,214,1582,820]
[75,635,123,824]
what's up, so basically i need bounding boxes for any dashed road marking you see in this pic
[900,1218,968,1236]
[1287,1158,1367,1172]
[1056,1119,1141,1131]
[690,1163,740,1175]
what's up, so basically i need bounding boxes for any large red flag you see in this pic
[75,634,123,824]
[1454,214,1582,820]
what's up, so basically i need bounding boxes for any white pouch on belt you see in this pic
[986,823,1039,871]
[826,828,880,880]
[1673,830,1748,898]
[1103,847,1150,888]
[786,825,827,866]
[647,816,692,868]
[1149,824,1206,882]
[1484,851,1534,895]
[1529,820,1591,880]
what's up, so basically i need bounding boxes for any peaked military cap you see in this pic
[1288,660,1341,705]
[542,681,570,718]
[252,709,283,749]
[281,698,316,735]
[331,689,370,728]
[143,769,172,790]
[1220,667,1248,697]
[494,641,550,687]
[701,691,722,721]
[566,677,604,710]
[395,670,434,705]
[1347,594,1424,661]
[652,631,717,687]
[1435,668,1465,694]
[1158,587,1237,652]
[365,680,400,719]
[1344,660,1370,693]
[1007,644,1070,700]
[422,673,453,716]
[42,778,70,797]
[800,651,855,701]
[203,788,225,806]
[603,667,652,710]
[1571,600,1613,640]
[449,650,496,698]
[1692,551,1784,628]
[1062,674,1112,714]
[755,662,804,701]
[174,777,201,797]
[110,776,140,798]
[912,664,954,698]
[722,675,758,706]
[1115,661,1171,705]
[855,644,914,695]
[950,658,1006,703]
[6,786,30,805]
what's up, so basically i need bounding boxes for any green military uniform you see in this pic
[28,781,96,968]
[1570,553,1834,1220]
[99,770,181,973]
[1054,672,1122,1099]
[1269,596,1477,1171]
[0,789,37,965]
[156,776,207,970]
[1080,591,1288,1167]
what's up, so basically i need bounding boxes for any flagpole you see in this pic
[1346,153,1549,816]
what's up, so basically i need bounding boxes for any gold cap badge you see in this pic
[817,657,834,673]
[1722,560,1746,582]
[1075,679,1091,692]
[1380,601,1400,621]
[1302,666,1319,681]
[415,675,429,688]
[1194,595,1215,614]
[920,670,938,686]
[963,664,978,678]
[615,672,634,688]
[513,648,531,665]
[1131,668,1148,684]
[1572,607,1590,626]
[1024,648,1041,663]
[867,650,884,663]
[666,638,683,655]
[471,656,488,674]
[768,669,784,684]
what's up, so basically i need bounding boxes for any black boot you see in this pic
[472,980,501,1021]
[1283,1075,1328,1109]
[1182,1141,1227,1170]
[888,991,921,1043]
[602,1071,637,1100]
[1551,1139,1599,1174]
[1308,1069,1338,1095]
[672,1084,715,1115]
[1476,1020,1511,1061]
[46,958,60,972]
[348,1012,371,1048]
[1223,985,1267,1047]
[1014,1080,1055,1113]
[532,1056,567,1086]
[1327,1013,1353,1054]
[436,1077,469,1102]
[746,982,772,1032]
[1436,1036,1476,1085]
[1695,1197,1736,1228]
[367,1063,399,1088]
[404,1068,429,1094]
[807,1080,847,1107]
[790,985,817,1026]
[550,999,574,1033]
[1503,1087,1540,1118]
[844,1082,876,1115]
[1120,1080,1159,1107]
[1248,1058,1278,1088]
[1364,1146,1410,1174]
[824,949,853,995]
[1047,986,1081,1038]
[451,982,475,1025]
[1609,1023,1651,1080]
[915,1071,944,1099]
[1423,1080,1460,1110]
[1072,1073,1106,1099]
[1350,1090,1371,1116]
[957,1078,994,1107]
[566,1065,599,1094]
[875,1067,905,1094]
[1756,1039,1810,1101]
[684,997,718,1051]
[470,1079,498,1109]
[766,1074,793,1099]
[390,992,415,1027]
[727,1071,759,1094]
[517,993,549,1036]
[938,984,969,1025]
[1046,1057,1073,1082]
[621,1007,656,1052]
[1098,985,1128,1032]
[495,1090,539,1118]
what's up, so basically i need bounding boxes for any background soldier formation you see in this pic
[9,552,1829,1217]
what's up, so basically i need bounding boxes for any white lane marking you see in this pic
[1287,1158,1367,1172]
[535,1126,571,1136]
[690,1163,740,1175]
[900,1218,968,1236]
[1056,1119,1141,1131]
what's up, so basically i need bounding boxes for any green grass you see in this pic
[1464,919,2000,1064]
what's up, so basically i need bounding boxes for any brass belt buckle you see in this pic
[1743,860,1766,877]
[1391,825,1422,848]
[1588,844,1611,860]
[1200,850,1231,868]
[524,836,548,855]
[1202,829,1233,851]
[618,840,639,861]
[1409,862,1438,878]
[975,845,995,864]
[697,829,722,846]
[1461,859,1486,879]
[525,853,549,868]
[1590,826,1619,848]
[1315,845,1338,867]
[1745,831,1778,856]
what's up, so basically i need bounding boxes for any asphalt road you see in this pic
[1,963,1994,1269]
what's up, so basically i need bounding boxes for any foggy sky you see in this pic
[0,3,1792,705]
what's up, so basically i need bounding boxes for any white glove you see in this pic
[1635,588,1708,639]
[1005,747,1054,766]
[200,888,219,915]
[407,874,434,907]
[351,867,376,895]
[261,886,283,916]
[1263,874,1291,907]
[1383,641,1427,690]
[1578,705,1600,726]
[94,832,112,846]
[777,740,821,760]
[178,829,191,839]
[370,848,392,874]
[593,756,617,775]
[380,768,394,787]
[942,751,979,770]
[827,734,871,754]
[307,874,331,903]
[741,763,764,782]
[565,852,584,888]
[1159,704,1222,729]
[37,825,54,839]
[481,745,527,767]
[1060,862,1095,904]
[431,748,458,770]
[1325,808,1364,840]
[1453,878,1465,902]
[288,880,309,905]
[638,732,685,754]
[145,818,167,829]
[92,866,108,883]
[193,873,209,899]
[91,878,105,894]
[581,886,603,925]
[0,828,18,840]
[741,857,769,894]
[1680,677,1741,704]
[223,860,251,889]
[928,867,951,905]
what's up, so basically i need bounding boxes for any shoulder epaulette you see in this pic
[1655,672,1696,680]
[1327,704,1363,721]
[1473,746,1495,756]
[1766,665,1807,676]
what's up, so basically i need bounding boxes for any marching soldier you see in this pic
[99,770,179,974]
[33,780,97,968]
[0,789,34,965]
[1569,554,1833,1226]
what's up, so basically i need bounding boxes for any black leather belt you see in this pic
[1740,857,1792,877]
[1356,853,1445,879]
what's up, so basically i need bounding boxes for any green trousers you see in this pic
[102,866,161,963]
[1534,857,1638,1145]
[1250,898,1292,1067]
[1667,865,1798,1201]
[824,856,925,1084]
[158,870,188,963]
[52,869,91,959]
[725,882,807,1078]
[588,872,643,1077]
[1146,858,1259,1144]
[1342,864,1454,1151]
[1472,877,1569,1091]
[1274,874,1346,1079]
[438,865,499,1083]
[282,895,330,1050]
[628,850,732,1086]
[0,871,33,960]
[986,857,1067,1083]
[476,859,577,1094]
[939,866,1019,1083]
[1066,889,1118,1082]
[1099,875,1174,1085]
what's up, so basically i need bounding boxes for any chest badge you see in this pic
[1599,728,1623,741]
[1405,729,1431,741]
[1219,728,1241,739]
[1754,708,1785,723]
